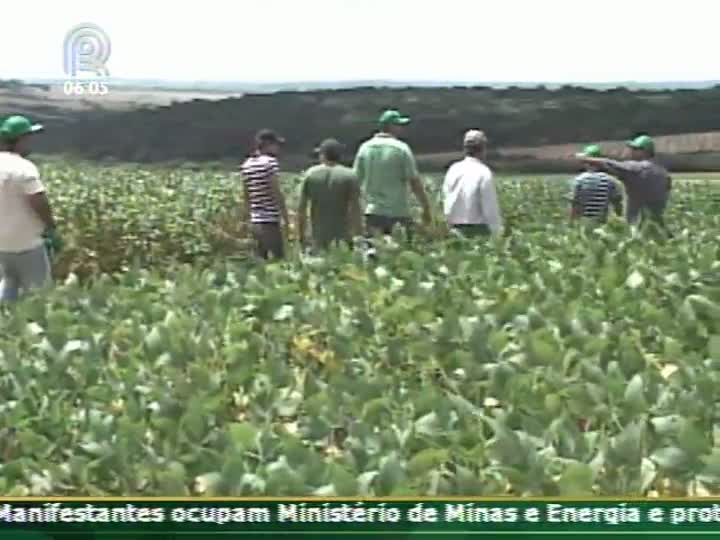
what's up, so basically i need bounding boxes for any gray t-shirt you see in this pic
[604,159,671,221]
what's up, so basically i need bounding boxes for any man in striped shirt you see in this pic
[240,129,290,260]
[569,144,623,223]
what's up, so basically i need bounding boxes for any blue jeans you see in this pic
[0,245,52,302]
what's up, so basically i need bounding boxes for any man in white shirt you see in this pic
[442,130,502,237]
[0,115,60,302]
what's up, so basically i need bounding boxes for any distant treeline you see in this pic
[0,79,25,89]
[25,84,720,166]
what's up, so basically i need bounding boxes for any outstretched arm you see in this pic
[577,156,643,183]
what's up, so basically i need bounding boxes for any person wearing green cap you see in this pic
[352,109,432,240]
[0,115,61,302]
[296,138,363,251]
[569,144,623,222]
[577,134,672,230]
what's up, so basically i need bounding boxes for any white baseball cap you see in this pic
[464,129,488,145]
[463,129,487,146]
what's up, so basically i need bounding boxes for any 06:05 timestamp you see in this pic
[63,80,109,96]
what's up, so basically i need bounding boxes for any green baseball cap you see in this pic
[0,115,44,141]
[378,109,410,126]
[627,134,655,153]
[579,144,603,158]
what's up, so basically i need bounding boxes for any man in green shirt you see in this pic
[297,138,362,250]
[353,110,432,239]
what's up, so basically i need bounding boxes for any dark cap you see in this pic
[316,138,343,153]
[255,129,285,145]
[316,138,344,160]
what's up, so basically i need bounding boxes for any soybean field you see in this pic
[0,161,718,497]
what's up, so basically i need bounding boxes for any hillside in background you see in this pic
[23,78,720,93]
[2,80,720,170]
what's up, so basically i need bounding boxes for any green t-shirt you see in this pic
[300,163,359,248]
[353,133,419,218]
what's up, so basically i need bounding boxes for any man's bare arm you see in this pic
[577,156,642,182]
[610,183,624,217]
[579,157,619,173]
[297,188,309,245]
[270,174,290,232]
[409,175,432,224]
[348,183,363,237]
[26,192,55,230]
[240,178,252,233]
[569,178,581,221]
[480,177,503,235]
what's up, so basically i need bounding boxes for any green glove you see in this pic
[43,228,64,258]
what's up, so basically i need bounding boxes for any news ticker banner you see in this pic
[3,499,720,538]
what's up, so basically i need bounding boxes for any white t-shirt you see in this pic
[442,156,502,234]
[0,152,46,252]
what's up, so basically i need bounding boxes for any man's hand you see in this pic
[410,175,432,227]
[430,219,449,239]
[43,227,63,257]
[27,192,55,231]
[283,222,291,245]
[240,182,252,238]
[613,200,624,217]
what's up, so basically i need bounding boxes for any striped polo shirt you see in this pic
[240,153,280,223]
[572,172,618,220]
